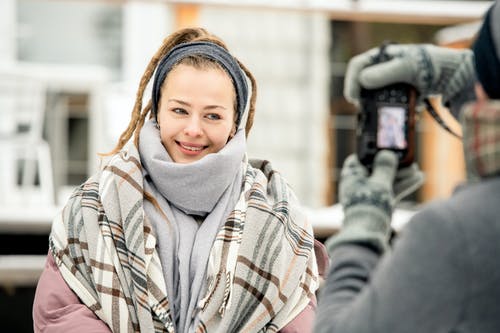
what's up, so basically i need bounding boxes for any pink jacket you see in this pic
[33,253,112,333]
[33,240,328,332]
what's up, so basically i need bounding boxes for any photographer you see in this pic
[315,2,500,332]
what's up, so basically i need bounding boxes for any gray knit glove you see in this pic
[344,44,476,115]
[326,150,398,254]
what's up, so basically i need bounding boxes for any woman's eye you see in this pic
[172,108,187,115]
[206,113,221,121]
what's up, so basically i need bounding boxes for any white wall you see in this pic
[122,1,172,84]
[0,0,16,63]
[104,1,173,152]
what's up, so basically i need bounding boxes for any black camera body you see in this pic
[357,83,417,169]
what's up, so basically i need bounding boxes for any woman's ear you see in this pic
[228,125,237,141]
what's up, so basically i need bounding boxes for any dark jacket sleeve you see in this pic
[32,253,111,333]
[314,207,466,333]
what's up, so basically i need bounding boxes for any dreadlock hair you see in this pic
[105,27,257,157]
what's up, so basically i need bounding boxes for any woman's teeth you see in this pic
[181,143,203,151]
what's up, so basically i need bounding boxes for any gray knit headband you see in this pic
[151,41,249,127]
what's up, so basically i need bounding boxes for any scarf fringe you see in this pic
[197,270,234,318]
[218,271,233,317]
[198,271,222,311]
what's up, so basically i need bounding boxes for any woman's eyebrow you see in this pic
[168,98,226,110]
[204,105,227,110]
[167,98,191,107]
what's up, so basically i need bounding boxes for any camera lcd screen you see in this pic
[377,106,407,149]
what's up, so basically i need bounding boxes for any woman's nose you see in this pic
[183,117,203,137]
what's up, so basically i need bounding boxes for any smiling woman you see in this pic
[158,64,236,164]
[32,27,324,333]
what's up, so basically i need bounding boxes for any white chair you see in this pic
[0,72,55,206]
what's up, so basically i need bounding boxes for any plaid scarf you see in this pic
[461,100,500,181]
[49,144,319,333]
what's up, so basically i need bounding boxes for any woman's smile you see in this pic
[176,141,207,156]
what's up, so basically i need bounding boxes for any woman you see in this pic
[33,28,322,332]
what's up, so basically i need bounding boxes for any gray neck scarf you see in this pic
[139,119,245,333]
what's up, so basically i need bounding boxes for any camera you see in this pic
[357,82,417,169]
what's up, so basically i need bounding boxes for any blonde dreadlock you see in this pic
[106,27,257,157]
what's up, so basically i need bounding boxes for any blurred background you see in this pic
[0,0,492,331]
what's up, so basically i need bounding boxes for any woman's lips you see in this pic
[176,141,206,155]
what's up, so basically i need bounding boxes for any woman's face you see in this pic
[157,64,236,164]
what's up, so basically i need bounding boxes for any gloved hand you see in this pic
[344,44,476,115]
[326,150,398,253]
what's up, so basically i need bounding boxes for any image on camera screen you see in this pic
[377,106,407,149]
